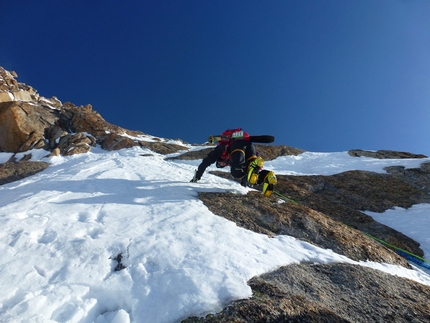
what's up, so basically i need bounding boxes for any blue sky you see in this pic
[2,1,430,155]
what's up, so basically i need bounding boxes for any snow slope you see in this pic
[1,145,430,323]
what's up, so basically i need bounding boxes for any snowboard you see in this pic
[209,135,274,144]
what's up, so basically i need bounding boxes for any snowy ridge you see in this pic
[1,145,430,323]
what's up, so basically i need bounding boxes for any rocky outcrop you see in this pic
[0,66,188,156]
[184,263,430,323]
[0,159,49,185]
[0,101,60,152]
[0,67,37,102]
[349,149,428,159]
[199,190,411,266]
[208,159,430,260]
[191,162,430,322]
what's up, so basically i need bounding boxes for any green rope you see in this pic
[271,190,430,267]
[362,231,430,264]
[273,190,299,204]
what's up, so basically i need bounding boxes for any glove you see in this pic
[240,176,249,187]
[190,170,199,183]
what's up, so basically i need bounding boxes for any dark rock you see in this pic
[0,160,49,185]
[140,141,189,155]
[348,149,427,159]
[274,170,429,257]
[183,263,430,323]
[199,190,410,266]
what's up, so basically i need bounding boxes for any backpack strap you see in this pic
[231,148,245,156]
[247,155,257,162]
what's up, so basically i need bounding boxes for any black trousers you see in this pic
[229,140,257,178]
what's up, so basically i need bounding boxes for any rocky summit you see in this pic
[1,67,430,322]
[0,66,190,158]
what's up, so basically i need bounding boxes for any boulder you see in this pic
[57,133,96,156]
[0,101,59,152]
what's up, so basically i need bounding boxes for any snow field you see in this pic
[0,146,429,323]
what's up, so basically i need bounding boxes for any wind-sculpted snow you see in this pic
[265,151,429,175]
[0,146,430,323]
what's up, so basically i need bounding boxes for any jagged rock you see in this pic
[0,67,19,92]
[0,66,148,156]
[349,149,427,159]
[0,67,36,102]
[38,96,62,109]
[66,102,123,137]
[57,133,96,156]
[101,133,139,151]
[0,101,59,152]
[45,125,68,149]
[20,131,46,151]
[0,95,140,155]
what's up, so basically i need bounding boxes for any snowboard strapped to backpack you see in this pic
[208,130,274,145]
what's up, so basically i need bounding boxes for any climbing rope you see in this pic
[273,190,299,204]
[272,191,430,270]
[362,231,430,270]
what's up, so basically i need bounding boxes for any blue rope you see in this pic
[396,250,430,270]
[271,193,430,270]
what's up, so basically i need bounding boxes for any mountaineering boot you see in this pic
[257,170,277,197]
[262,171,277,197]
[247,156,264,185]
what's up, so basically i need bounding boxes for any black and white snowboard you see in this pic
[209,135,274,144]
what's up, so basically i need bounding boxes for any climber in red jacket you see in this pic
[190,128,277,197]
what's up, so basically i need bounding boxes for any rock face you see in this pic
[0,66,188,156]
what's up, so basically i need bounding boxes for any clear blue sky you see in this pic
[2,1,430,155]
